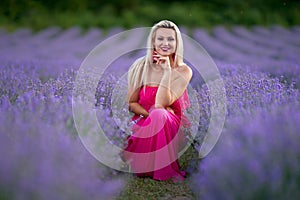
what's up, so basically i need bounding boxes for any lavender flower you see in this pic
[1,25,300,199]
[192,103,300,200]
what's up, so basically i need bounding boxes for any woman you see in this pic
[122,20,192,181]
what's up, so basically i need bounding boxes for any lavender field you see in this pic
[0,25,300,199]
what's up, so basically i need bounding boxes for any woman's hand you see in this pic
[166,107,175,114]
[153,54,171,71]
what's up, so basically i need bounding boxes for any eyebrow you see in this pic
[157,35,175,38]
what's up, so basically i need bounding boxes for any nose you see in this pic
[162,39,169,46]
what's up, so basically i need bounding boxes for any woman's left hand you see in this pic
[166,107,175,114]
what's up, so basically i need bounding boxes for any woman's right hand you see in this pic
[153,54,171,71]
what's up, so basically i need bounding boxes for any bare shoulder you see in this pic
[177,64,193,79]
[171,64,192,88]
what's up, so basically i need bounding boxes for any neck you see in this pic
[169,54,175,68]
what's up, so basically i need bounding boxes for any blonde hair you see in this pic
[127,20,184,102]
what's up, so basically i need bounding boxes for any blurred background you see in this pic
[0,0,299,31]
[1,1,300,200]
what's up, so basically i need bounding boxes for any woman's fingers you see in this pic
[157,56,169,64]
[166,107,175,114]
[153,55,171,70]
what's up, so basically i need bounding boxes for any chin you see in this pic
[158,51,173,56]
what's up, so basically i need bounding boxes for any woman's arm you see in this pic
[155,68,172,108]
[127,87,149,117]
[155,57,192,108]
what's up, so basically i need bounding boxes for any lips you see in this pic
[160,47,169,51]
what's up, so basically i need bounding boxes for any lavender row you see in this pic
[0,66,125,199]
[0,92,123,200]
[0,63,298,199]
[192,66,299,149]
[0,26,299,83]
[191,102,300,200]
[0,25,300,198]
[1,60,298,126]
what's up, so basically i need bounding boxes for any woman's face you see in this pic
[154,28,176,57]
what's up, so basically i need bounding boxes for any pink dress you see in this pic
[122,85,191,181]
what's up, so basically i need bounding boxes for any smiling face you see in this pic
[154,28,177,56]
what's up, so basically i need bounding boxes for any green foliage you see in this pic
[116,175,196,200]
[115,146,200,199]
[0,0,299,31]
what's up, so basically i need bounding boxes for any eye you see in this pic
[157,38,163,41]
[168,38,175,41]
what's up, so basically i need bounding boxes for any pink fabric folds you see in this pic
[122,85,190,181]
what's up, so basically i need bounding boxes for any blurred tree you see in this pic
[0,0,298,29]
